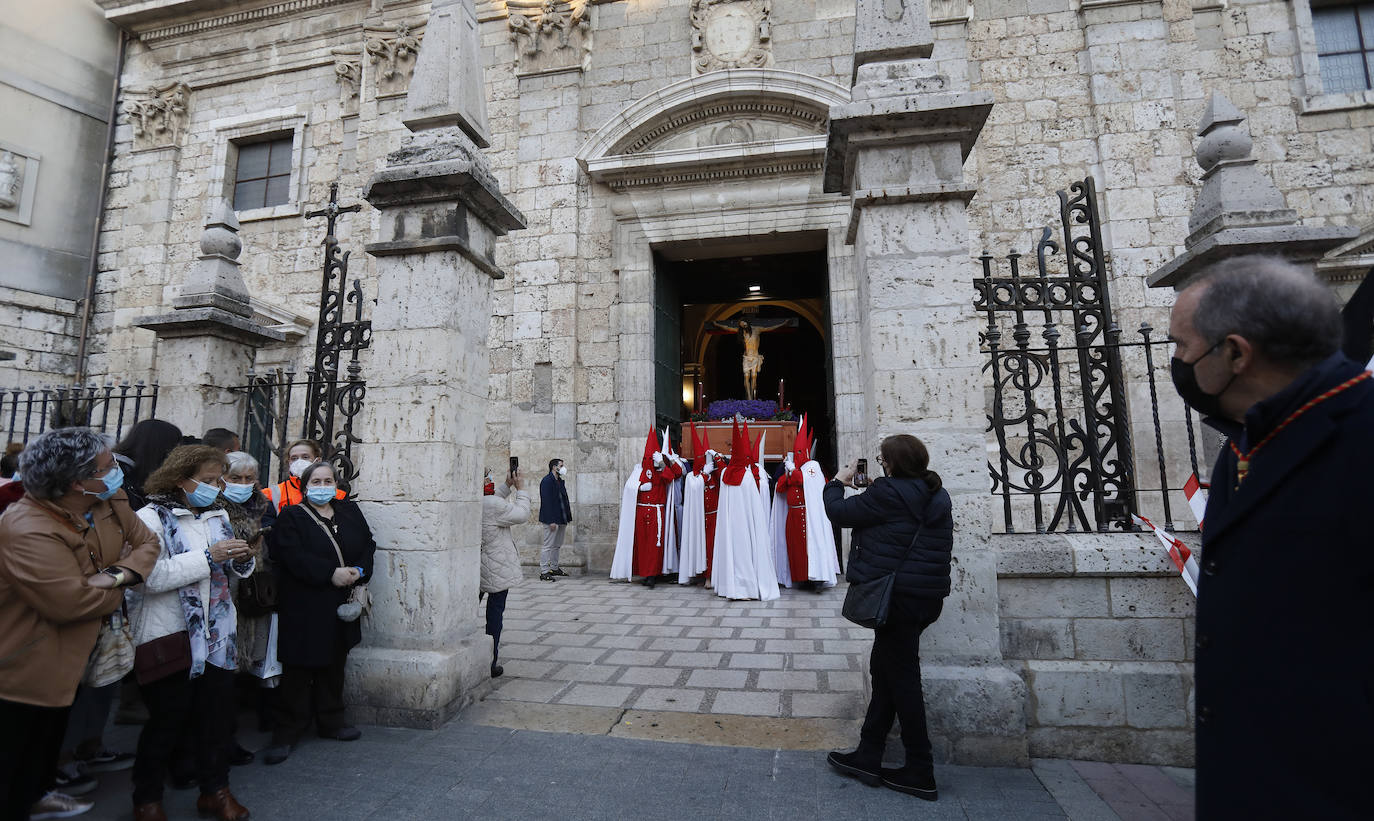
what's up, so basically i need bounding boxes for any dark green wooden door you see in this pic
[653,271,682,429]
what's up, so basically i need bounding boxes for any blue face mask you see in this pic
[306,485,337,505]
[222,482,255,504]
[84,464,124,501]
[185,480,221,508]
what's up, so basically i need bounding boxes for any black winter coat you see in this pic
[823,476,953,599]
[269,500,377,668]
[1194,353,1374,819]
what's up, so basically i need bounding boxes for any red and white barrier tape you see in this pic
[1183,472,1206,531]
[1131,513,1199,597]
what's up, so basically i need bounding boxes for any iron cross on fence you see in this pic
[306,182,362,241]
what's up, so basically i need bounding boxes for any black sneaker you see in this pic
[52,764,97,797]
[490,664,504,678]
[880,766,939,800]
[539,572,556,582]
[826,750,882,786]
[263,745,292,766]
[29,791,94,820]
[75,748,135,773]
[551,567,567,576]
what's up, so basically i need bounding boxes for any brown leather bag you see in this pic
[133,631,192,685]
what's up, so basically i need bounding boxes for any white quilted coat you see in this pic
[481,485,529,593]
[132,505,252,646]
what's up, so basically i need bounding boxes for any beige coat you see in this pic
[0,492,160,707]
[480,485,529,593]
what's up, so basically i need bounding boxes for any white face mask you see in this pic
[557,466,567,477]
[289,458,312,478]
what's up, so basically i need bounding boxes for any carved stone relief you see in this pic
[506,0,592,76]
[365,23,421,98]
[928,0,971,24]
[123,81,191,151]
[690,0,772,75]
[0,141,40,226]
[331,46,362,113]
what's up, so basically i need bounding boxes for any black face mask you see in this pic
[1170,341,1235,419]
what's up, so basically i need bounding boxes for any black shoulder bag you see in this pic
[841,523,922,629]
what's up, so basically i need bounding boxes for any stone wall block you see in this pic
[1073,618,1185,661]
[1108,577,1197,618]
[1123,670,1189,728]
[1028,661,1127,726]
[1001,618,1075,659]
[999,577,1110,618]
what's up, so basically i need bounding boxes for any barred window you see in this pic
[231,136,293,211]
[1313,4,1374,94]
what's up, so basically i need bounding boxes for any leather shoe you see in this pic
[134,801,168,821]
[490,664,504,678]
[319,726,361,741]
[827,750,882,786]
[880,766,938,801]
[262,745,291,766]
[196,787,250,821]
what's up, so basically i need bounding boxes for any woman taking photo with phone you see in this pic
[821,434,953,801]
[263,461,375,766]
[130,445,256,821]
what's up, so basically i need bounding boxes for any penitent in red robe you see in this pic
[774,467,810,581]
[702,469,721,578]
[632,462,682,578]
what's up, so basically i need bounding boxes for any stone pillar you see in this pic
[1149,92,1359,290]
[136,199,284,434]
[351,0,526,728]
[825,0,1027,765]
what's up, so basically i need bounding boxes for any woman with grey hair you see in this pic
[0,427,160,821]
[223,451,277,768]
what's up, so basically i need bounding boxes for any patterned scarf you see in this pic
[148,494,238,678]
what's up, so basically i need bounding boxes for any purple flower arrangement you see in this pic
[704,398,779,420]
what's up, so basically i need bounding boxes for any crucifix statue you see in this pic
[708,315,798,399]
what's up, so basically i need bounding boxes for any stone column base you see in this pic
[344,629,494,729]
[860,657,1029,766]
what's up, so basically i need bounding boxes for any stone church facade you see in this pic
[6,0,1370,765]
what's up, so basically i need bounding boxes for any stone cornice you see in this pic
[584,135,826,190]
[103,0,360,41]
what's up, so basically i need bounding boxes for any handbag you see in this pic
[133,630,192,685]
[303,504,371,623]
[237,572,278,618]
[83,602,135,688]
[841,524,923,629]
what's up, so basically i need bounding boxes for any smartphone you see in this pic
[854,458,870,488]
[509,456,519,475]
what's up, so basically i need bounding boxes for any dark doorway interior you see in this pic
[651,241,836,471]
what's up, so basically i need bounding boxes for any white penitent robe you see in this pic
[771,472,793,588]
[799,460,841,585]
[663,468,683,574]
[678,471,708,583]
[609,473,642,581]
[711,467,779,601]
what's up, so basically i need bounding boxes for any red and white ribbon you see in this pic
[1132,513,1199,597]
[1183,473,1207,530]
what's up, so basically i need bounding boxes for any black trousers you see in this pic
[485,590,509,667]
[859,595,943,771]
[271,654,347,746]
[0,698,70,821]
[132,664,234,805]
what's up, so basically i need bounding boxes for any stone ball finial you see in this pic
[1195,91,1251,174]
[200,198,242,259]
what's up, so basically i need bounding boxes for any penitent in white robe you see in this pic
[710,467,779,601]
[769,460,842,587]
[678,470,708,583]
[609,473,642,581]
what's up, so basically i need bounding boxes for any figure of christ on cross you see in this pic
[707,316,798,399]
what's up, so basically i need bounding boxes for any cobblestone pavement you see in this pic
[487,575,868,719]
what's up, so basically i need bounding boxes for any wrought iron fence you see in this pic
[1,382,160,446]
[982,321,1219,534]
[232,368,365,492]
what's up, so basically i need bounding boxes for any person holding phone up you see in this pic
[821,435,954,802]
[262,461,375,766]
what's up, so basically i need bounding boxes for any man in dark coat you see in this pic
[1168,255,1374,819]
[538,458,572,581]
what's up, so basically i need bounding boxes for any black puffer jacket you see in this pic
[823,476,953,599]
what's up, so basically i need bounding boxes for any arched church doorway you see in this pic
[651,234,837,471]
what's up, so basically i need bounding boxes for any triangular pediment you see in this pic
[577,69,849,190]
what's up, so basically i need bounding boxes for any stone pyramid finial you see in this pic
[174,197,252,317]
[401,0,491,147]
[199,198,242,260]
[853,0,933,75]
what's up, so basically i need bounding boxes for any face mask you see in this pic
[557,466,567,477]
[306,485,337,505]
[289,459,313,478]
[84,464,124,501]
[186,480,221,508]
[223,482,255,504]
[1171,342,1235,419]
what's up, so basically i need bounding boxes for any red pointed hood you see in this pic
[793,413,812,465]
[739,420,755,467]
[689,423,707,473]
[640,427,659,470]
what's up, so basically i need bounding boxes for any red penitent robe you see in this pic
[702,470,721,577]
[775,467,809,580]
[633,462,682,578]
